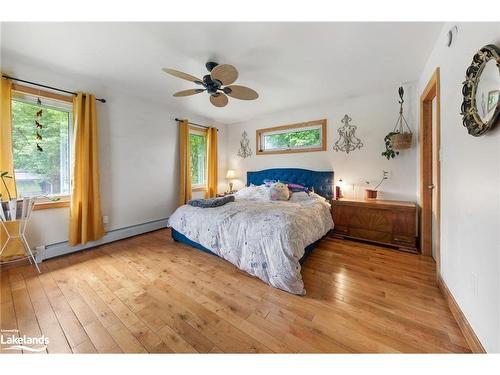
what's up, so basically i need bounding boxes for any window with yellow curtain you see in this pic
[189,126,208,192]
[9,85,73,209]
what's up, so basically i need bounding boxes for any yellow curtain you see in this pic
[178,119,192,205]
[206,127,218,198]
[69,92,105,246]
[0,77,24,261]
[0,78,17,199]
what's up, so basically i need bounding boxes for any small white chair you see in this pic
[0,197,39,273]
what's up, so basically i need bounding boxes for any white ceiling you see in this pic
[1,22,443,124]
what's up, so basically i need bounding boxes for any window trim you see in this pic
[12,84,73,104]
[189,126,208,191]
[11,84,74,209]
[33,196,71,211]
[256,119,327,155]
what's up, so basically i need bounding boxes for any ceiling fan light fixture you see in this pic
[162,61,258,107]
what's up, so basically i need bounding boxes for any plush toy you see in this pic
[270,181,290,201]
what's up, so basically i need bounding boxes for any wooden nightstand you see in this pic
[331,198,419,253]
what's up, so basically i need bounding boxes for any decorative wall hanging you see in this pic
[389,86,412,150]
[35,97,43,152]
[333,114,363,154]
[237,131,252,158]
[461,44,500,136]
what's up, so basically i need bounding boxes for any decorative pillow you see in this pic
[269,182,290,201]
[187,195,235,208]
[263,179,277,187]
[286,182,310,193]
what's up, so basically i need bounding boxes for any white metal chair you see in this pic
[0,197,39,273]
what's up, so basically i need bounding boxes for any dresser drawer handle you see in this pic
[394,237,413,243]
[335,227,348,233]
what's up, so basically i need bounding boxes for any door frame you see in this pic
[419,68,441,274]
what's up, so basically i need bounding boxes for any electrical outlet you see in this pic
[103,215,109,225]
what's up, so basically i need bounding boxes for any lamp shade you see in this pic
[225,169,237,179]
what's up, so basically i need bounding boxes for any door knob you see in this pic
[428,184,435,189]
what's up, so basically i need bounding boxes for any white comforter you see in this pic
[168,186,333,295]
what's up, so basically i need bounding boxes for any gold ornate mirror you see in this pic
[461,44,500,136]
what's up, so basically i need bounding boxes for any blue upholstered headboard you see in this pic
[247,168,334,200]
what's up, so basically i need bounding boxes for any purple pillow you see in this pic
[287,182,309,193]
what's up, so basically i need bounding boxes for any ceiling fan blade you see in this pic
[210,64,238,85]
[162,68,203,84]
[173,89,205,97]
[225,85,259,100]
[209,93,228,107]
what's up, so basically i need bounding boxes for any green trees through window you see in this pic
[263,128,321,150]
[11,98,71,197]
[189,133,207,186]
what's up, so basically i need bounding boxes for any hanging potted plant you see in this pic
[389,86,413,150]
[382,131,400,160]
[365,170,389,200]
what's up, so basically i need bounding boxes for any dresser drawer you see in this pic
[349,228,392,244]
[332,225,349,235]
[392,234,417,248]
[349,208,392,232]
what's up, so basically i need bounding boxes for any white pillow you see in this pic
[235,185,270,201]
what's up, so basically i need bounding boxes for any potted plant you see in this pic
[382,131,400,160]
[390,87,413,150]
[365,170,389,200]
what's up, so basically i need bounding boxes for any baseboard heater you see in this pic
[36,217,169,262]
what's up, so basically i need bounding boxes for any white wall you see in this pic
[417,22,500,353]
[1,57,227,248]
[226,87,418,201]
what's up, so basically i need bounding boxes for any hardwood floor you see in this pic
[0,229,470,353]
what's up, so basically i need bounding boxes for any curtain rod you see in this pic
[174,118,218,131]
[2,75,106,103]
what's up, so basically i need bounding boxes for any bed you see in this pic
[168,168,334,295]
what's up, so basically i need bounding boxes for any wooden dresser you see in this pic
[331,198,419,253]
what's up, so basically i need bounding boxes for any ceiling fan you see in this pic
[162,61,259,108]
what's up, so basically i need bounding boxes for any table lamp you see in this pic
[225,169,237,192]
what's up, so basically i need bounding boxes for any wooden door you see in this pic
[419,68,441,276]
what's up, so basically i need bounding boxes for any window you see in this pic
[11,86,72,201]
[189,127,207,190]
[256,119,327,154]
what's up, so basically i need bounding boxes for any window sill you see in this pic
[192,186,207,192]
[33,196,71,211]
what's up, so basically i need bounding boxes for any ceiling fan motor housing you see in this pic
[203,74,222,94]
[205,61,219,72]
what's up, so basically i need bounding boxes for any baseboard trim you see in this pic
[38,218,169,262]
[437,275,486,353]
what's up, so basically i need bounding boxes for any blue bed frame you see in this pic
[171,168,334,264]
